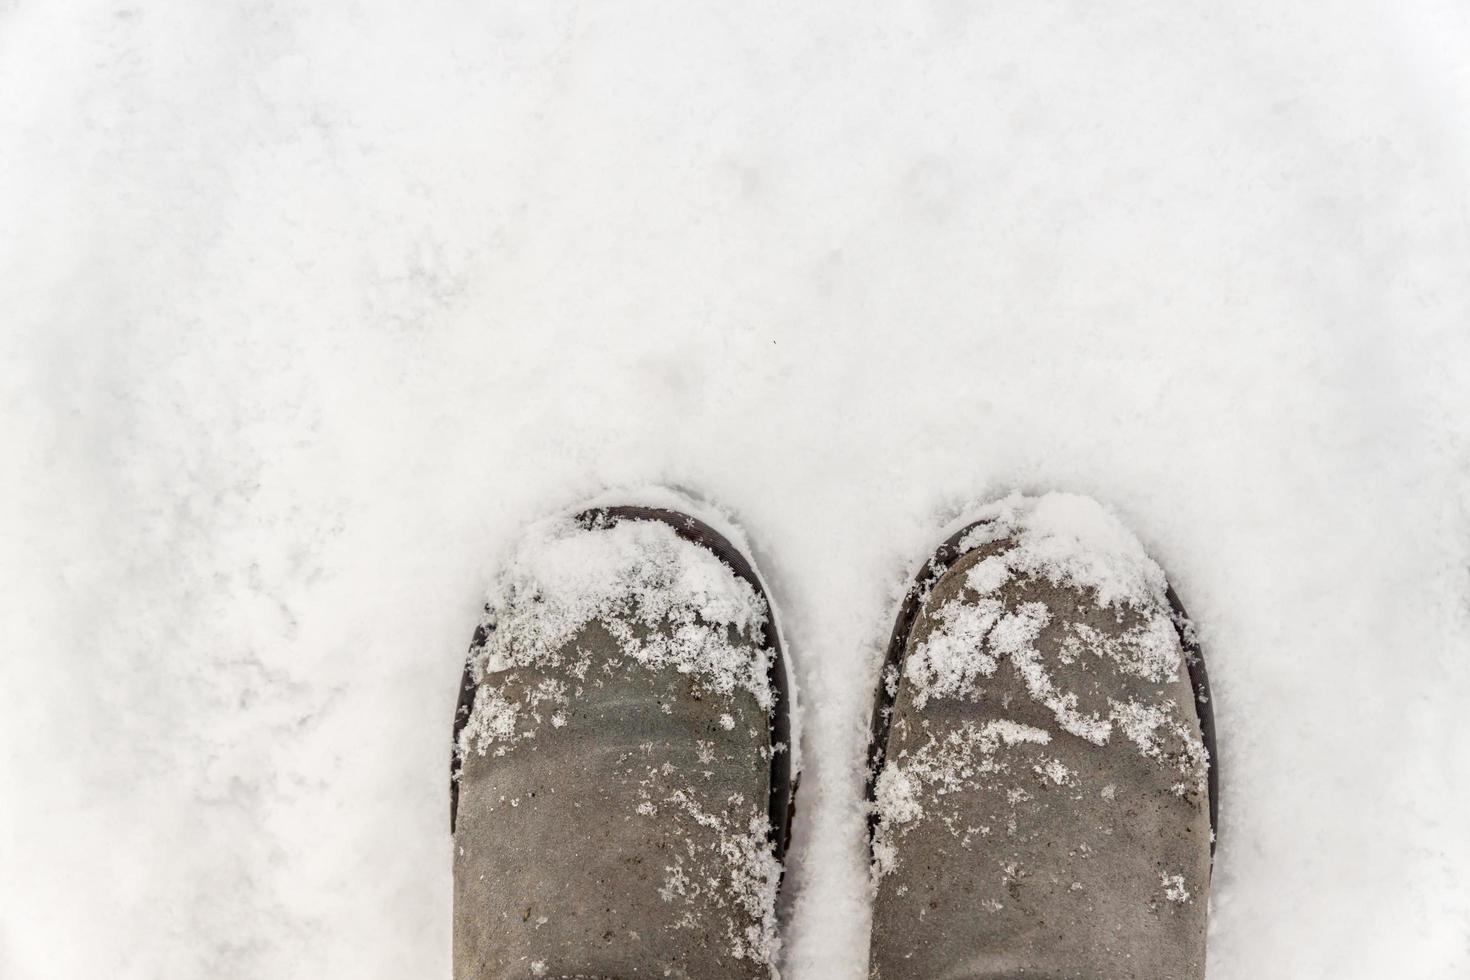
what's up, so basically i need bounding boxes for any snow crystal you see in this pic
[1108,698,1210,795]
[1006,631,1113,746]
[1161,873,1192,904]
[457,690,522,754]
[1064,619,1181,684]
[661,790,783,967]
[1035,759,1076,786]
[903,598,1004,707]
[874,769,923,827]
[872,720,1051,878]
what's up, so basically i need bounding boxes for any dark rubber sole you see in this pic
[450,506,798,867]
[864,518,1219,859]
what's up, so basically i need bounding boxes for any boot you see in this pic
[452,505,795,979]
[868,493,1217,980]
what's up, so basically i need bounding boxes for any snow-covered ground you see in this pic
[3,1,1468,977]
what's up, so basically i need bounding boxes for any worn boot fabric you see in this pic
[869,493,1215,980]
[453,507,791,980]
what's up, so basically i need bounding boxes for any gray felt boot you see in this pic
[868,493,1217,980]
[451,505,795,980]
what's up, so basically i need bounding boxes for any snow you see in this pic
[1163,873,1193,905]
[874,719,1053,840]
[902,596,1005,706]
[870,716,1059,881]
[3,1,1469,978]
[958,493,1173,612]
[663,788,784,966]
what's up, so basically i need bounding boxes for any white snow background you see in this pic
[3,1,1469,977]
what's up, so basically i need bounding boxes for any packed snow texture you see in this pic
[3,1,1469,978]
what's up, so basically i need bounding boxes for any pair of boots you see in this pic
[451,491,1217,979]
